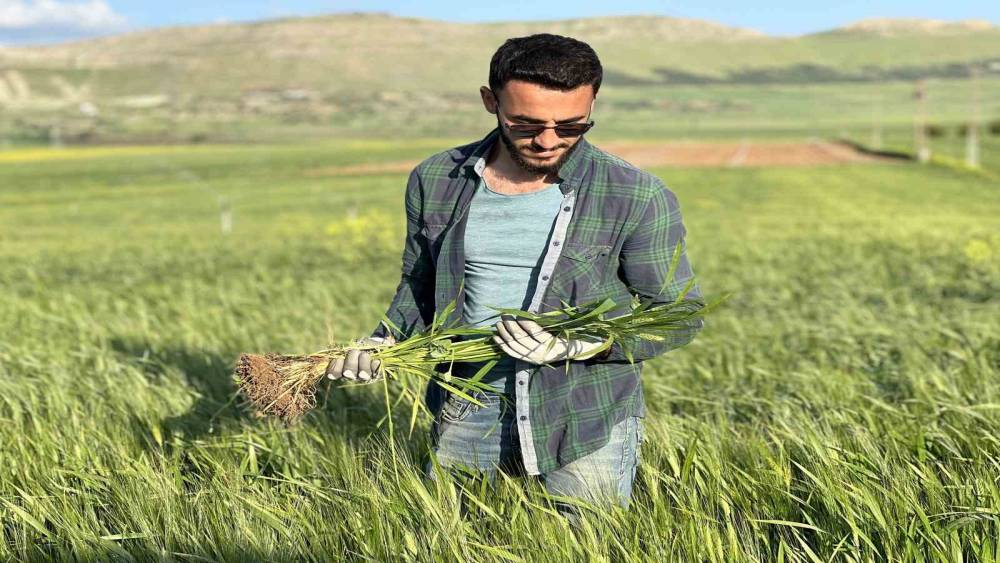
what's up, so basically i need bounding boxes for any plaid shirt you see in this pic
[370,127,703,474]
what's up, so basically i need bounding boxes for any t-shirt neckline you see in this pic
[481,177,559,198]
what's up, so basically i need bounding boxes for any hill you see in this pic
[0,13,997,143]
[819,17,996,37]
[0,12,997,97]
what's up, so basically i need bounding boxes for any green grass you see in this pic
[1,141,999,561]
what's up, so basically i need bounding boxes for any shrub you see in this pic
[924,124,946,138]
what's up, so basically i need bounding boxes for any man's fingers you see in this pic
[504,318,548,347]
[496,321,532,355]
[496,325,534,357]
[504,318,567,360]
[357,353,373,382]
[493,335,521,359]
[515,318,546,339]
[343,349,361,379]
[501,319,529,340]
[326,357,345,380]
[505,319,551,351]
[496,318,557,360]
[329,336,393,382]
[495,320,513,341]
[507,320,548,354]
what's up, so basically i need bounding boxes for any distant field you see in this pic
[3,77,999,147]
[1,140,998,560]
[596,78,1000,139]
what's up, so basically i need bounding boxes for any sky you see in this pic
[0,0,997,45]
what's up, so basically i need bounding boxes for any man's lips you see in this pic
[524,148,564,158]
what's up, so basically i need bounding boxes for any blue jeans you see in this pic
[426,388,644,510]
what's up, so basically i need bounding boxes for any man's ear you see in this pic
[480,86,498,114]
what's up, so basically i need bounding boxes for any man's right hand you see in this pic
[325,335,396,383]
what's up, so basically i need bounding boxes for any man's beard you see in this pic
[496,118,582,176]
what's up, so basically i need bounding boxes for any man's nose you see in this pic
[534,127,561,150]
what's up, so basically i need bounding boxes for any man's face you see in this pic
[483,80,595,176]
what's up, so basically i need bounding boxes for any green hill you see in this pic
[1,13,997,95]
[0,13,997,143]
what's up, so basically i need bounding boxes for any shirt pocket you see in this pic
[562,242,612,263]
[557,242,613,302]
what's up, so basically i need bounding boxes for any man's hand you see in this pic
[325,335,396,383]
[493,315,608,365]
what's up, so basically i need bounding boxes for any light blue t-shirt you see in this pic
[458,176,564,391]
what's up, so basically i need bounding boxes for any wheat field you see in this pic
[1,140,998,561]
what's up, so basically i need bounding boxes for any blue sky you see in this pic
[0,0,997,45]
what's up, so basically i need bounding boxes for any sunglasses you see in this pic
[494,99,595,139]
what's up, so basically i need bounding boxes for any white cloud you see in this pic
[0,0,127,32]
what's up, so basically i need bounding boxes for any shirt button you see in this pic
[552,241,560,246]
[563,206,571,212]
[520,416,527,421]
[542,275,549,281]
[518,380,526,385]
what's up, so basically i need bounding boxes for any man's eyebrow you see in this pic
[509,114,588,124]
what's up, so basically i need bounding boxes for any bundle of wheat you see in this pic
[236,291,720,424]
[237,243,723,424]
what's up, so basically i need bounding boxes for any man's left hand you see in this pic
[493,314,608,365]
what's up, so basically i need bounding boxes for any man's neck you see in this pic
[485,140,559,187]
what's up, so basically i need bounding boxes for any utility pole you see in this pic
[219,195,233,235]
[965,67,981,168]
[913,79,930,163]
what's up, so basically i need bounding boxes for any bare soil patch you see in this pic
[599,139,901,168]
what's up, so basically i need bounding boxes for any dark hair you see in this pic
[489,33,602,96]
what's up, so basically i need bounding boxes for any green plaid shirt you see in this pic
[371,127,703,474]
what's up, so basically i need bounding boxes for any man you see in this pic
[326,33,703,510]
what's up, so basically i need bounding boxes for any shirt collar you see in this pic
[461,126,593,195]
